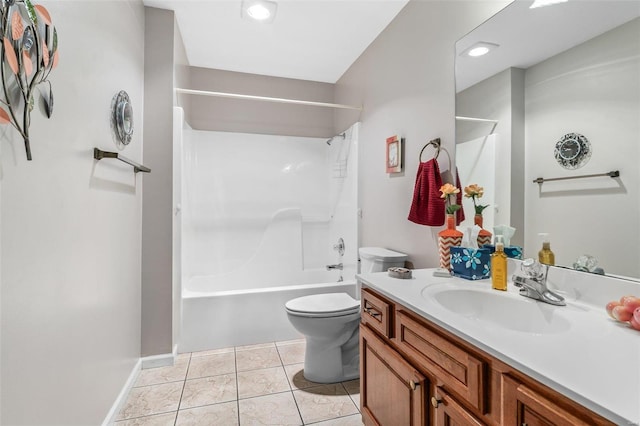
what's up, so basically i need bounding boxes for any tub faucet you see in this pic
[326,263,343,271]
[512,259,566,306]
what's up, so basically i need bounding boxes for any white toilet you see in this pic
[285,247,408,383]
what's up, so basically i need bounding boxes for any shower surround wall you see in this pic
[180,125,358,351]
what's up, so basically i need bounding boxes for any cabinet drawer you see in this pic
[502,375,609,426]
[395,309,486,412]
[361,288,392,338]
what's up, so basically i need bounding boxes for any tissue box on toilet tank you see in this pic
[450,247,491,280]
[482,244,523,259]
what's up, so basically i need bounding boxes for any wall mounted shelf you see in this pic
[533,170,619,184]
[93,148,151,173]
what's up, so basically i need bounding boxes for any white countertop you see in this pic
[357,269,640,425]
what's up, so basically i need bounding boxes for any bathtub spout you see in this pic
[326,263,343,271]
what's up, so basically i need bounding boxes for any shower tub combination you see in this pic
[181,274,357,352]
[179,125,359,353]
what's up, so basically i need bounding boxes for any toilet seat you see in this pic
[285,293,360,318]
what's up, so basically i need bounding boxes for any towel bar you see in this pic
[93,148,151,173]
[533,170,619,184]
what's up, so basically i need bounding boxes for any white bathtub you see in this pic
[180,278,358,353]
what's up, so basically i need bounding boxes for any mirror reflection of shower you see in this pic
[326,132,345,145]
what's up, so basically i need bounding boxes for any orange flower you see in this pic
[464,184,489,215]
[464,184,484,199]
[439,183,460,198]
[439,183,461,215]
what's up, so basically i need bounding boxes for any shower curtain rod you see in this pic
[175,88,362,111]
[455,116,499,123]
[455,115,498,137]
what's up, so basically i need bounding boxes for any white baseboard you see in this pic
[101,350,176,425]
[141,350,176,369]
[101,358,141,426]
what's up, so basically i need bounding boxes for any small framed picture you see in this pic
[386,135,402,173]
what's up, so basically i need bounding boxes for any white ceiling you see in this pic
[456,0,640,92]
[142,0,409,83]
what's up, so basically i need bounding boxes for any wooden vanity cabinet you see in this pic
[360,324,427,426]
[502,374,612,426]
[359,286,616,426]
[361,288,393,338]
[395,309,486,413]
[433,387,485,426]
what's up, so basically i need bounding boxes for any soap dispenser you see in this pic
[491,236,507,291]
[538,233,555,266]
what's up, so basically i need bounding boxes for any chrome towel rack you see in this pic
[93,148,151,173]
[533,170,619,184]
[419,138,452,171]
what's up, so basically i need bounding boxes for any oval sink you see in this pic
[422,286,571,335]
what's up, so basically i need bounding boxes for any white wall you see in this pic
[524,19,640,277]
[335,0,512,267]
[0,1,144,424]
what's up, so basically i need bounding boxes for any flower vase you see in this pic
[474,215,492,247]
[438,214,463,270]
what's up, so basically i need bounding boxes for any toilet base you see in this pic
[301,324,360,384]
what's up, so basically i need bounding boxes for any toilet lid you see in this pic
[359,247,408,261]
[285,293,360,315]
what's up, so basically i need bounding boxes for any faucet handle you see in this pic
[521,258,544,279]
[333,238,345,256]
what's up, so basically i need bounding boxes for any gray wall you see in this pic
[142,7,176,357]
[142,7,191,357]
[187,68,336,137]
[1,1,144,424]
[510,68,525,247]
[335,0,511,267]
[523,18,639,276]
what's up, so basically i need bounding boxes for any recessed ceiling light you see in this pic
[242,0,278,23]
[460,42,499,58]
[530,0,568,9]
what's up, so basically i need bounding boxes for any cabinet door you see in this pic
[432,387,485,426]
[503,375,593,426]
[360,324,427,426]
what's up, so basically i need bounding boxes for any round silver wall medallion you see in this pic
[112,90,134,145]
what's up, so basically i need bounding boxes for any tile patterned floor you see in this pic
[115,339,363,425]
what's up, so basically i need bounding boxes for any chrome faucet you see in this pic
[326,263,343,271]
[512,259,566,306]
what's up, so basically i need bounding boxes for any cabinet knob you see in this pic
[431,396,441,408]
[409,380,419,390]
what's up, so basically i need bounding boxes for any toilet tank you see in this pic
[359,247,408,273]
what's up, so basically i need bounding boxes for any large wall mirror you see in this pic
[455,0,640,280]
